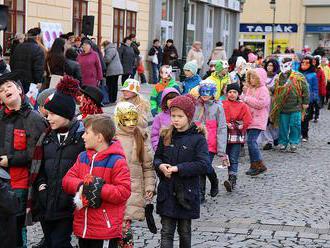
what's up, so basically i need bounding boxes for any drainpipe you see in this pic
[97,0,102,46]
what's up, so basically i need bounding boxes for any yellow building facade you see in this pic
[1,0,150,54]
[240,0,330,55]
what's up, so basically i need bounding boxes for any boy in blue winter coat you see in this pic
[154,94,209,248]
[182,60,202,94]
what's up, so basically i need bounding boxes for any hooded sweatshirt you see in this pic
[151,87,180,150]
[241,68,271,131]
[207,72,230,100]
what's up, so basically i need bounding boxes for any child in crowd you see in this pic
[202,60,217,80]
[0,167,19,248]
[259,59,280,150]
[321,57,330,106]
[241,68,270,176]
[114,102,156,247]
[270,58,309,151]
[154,95,209,248]
[229,56,248,91]
[63,114,131,248]
[182,60,201,95]
[299,56,319,141]
[313,55,326,111]
[120,79,150,128]
[193,79,227,201]
[79,85,104,119]
[207,60,230,100]
[34,77,85,248]
[222,83,252,191]
[37,88,56,117]
[0,72,47,247]
[151,87,180,151]
[150,65,180,117]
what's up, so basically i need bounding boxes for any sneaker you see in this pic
[289,144,297,153]
[263,143,273,150]
[278,144,287,151]
[302,138,308,142]
[313,119,318,123]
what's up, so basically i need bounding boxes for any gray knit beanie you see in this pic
[37,88,56,107]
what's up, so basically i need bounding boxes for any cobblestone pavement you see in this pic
[28,84,330,247]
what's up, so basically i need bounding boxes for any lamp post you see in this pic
[180,0,189,81]
[269,0,276,54]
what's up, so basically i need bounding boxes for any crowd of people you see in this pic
[0,26,330,248]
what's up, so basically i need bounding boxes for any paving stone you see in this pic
[298,232,319,239]
[274,231,298,238]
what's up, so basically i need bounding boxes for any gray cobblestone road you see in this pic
[28,84,330,247]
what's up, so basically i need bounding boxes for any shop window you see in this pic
[186,2,196,50]
[4,0,25,55]
[126,10,136,37]
[73,0,88,35]
[161,0,174,44]
[207,7,214,31]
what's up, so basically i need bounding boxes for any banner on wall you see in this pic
[39,22,63,49]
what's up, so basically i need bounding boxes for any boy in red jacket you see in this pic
[62,114,131,248]
[222,83,252,191]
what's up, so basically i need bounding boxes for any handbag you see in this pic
[47,62,63,88]
[147,48,158,64]
[99,79,110,105]
[227,121,245,144]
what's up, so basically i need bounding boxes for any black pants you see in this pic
[106,75,119,103]
[79,238,118,248]
[160,216,191,248]
[121,74,131,85]
[301,103,317,139]
[42,218,73,248]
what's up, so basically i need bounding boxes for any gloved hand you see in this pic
[145,204,157,234]
[38,189,48,210]
[82,174,105,208]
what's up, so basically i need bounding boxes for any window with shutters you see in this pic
[73,0,88,35]
[113,8,137,47]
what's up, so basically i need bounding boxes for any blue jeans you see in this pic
[151,63,160,84]
[279,111,301,145]
[226,144,241,175]
[247,129,262,163]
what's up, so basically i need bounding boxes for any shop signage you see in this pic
[240,24,298,33]
[305,25,330,33]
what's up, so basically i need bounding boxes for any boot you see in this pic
[200,175,206,203]
[249,161,267,176]
[207,171,219,197]
[245,162,258,175]
[224,175,237,192]
[32,238,46,248]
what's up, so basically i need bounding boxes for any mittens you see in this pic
[82,174,105,208]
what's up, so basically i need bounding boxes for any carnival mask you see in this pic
[160,66,173,79]
[114,102,139,127]
[280,61,292,73]
[199,81,217,97]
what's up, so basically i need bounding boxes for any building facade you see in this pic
[0,0,150,55]
[149,0,242,67]
[240,0,330,56]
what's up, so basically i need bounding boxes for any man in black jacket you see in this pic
[0,72,47,247]
[10,27,45,93]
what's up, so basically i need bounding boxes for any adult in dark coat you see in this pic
[10,27,45,93]
[0,168,19,248]
[65,48,82,84]
[148,39,163,84]
[162,39,179,67]
[118,37,136,84]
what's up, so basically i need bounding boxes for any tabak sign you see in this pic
[240,24,298,33]
[39,22,64,49]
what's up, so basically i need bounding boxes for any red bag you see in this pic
[13,129,27,150]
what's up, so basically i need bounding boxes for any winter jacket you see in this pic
[187,48,204,69]
[182,74,202,95]
[78,50,103,87]
[62,141,131,240]
[104,44,123,76]
[162,45,179,67]
[154,124,209,219]
[321,65,330,83]
[193,99,227,155]
[0,179,19,248]
[148,46,163,65]
[65,58,82,84]
[118,43,136,74]
[0,99,47,190]
[241,68,271,131]
[207,72,231,100]
[222,100,252,132]
[10,38,45,85]
[210,46,227,61]
[150,79,180,117]
[115,128,155,221]
[151,88,180,150]
[301,71,319,103]
[36,120,85,220]
[316,67,326,97]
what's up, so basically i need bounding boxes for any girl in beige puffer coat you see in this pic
[114,102,156,248]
